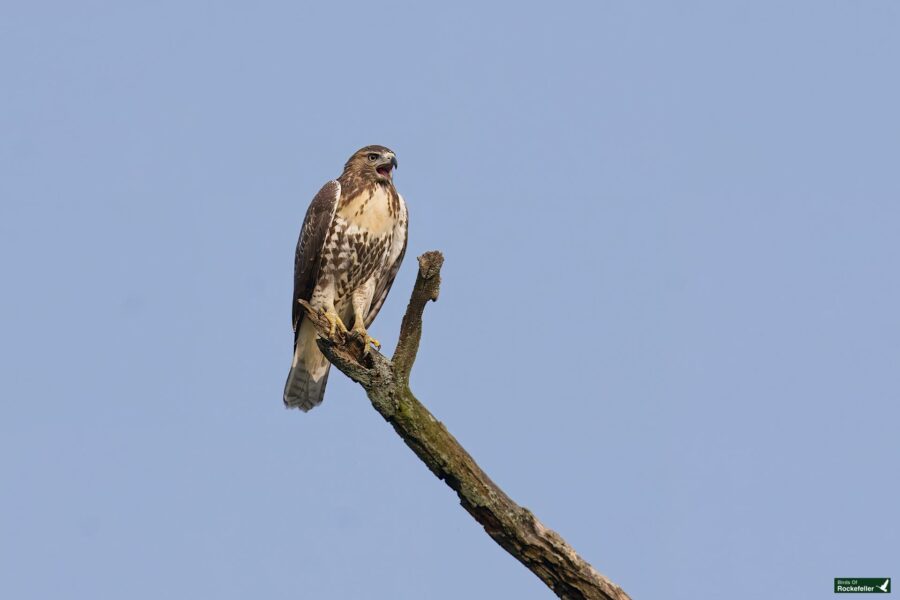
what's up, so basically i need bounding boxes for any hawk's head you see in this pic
[344,145,398,185]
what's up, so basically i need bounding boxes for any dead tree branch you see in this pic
[299,251,631,600]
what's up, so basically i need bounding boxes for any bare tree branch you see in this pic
[299,251,631,600]
[392,250,443,383]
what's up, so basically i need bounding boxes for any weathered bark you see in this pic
[298,251,630,600]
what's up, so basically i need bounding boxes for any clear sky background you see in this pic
[1,2,897,598]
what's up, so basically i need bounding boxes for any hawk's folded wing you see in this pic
[292,180,340,337]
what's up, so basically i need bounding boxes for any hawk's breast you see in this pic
[327,185,403,299]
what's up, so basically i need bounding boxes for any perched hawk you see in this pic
[284,146,408,411]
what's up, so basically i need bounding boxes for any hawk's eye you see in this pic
[367,153,379,161]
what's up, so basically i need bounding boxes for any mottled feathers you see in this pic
[284,146,408,411]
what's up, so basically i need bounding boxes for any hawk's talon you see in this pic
[319,310,348,337]
[351,328,381,352]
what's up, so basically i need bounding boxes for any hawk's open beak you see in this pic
[376,155,397,178]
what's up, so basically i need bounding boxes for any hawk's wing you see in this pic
[292,180,340,337]
[365,199,408,328]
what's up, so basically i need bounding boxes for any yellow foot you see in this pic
[320,310,348,337]
[351,327,381,351]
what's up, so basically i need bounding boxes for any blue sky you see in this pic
[1,2,898,598]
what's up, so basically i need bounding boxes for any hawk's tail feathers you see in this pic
[283,362,330,411]
[283,318,331,411]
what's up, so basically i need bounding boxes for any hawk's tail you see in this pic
[283,318,331,411]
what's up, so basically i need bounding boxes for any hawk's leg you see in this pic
[350,282,380,351]
[308,284,348,338]
[350,314,381,350]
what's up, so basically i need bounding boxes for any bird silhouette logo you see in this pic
[878,579,890,593]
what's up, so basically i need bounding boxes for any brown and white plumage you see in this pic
[284,146,408,411]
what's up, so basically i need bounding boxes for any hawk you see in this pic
[284,146,408,411]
